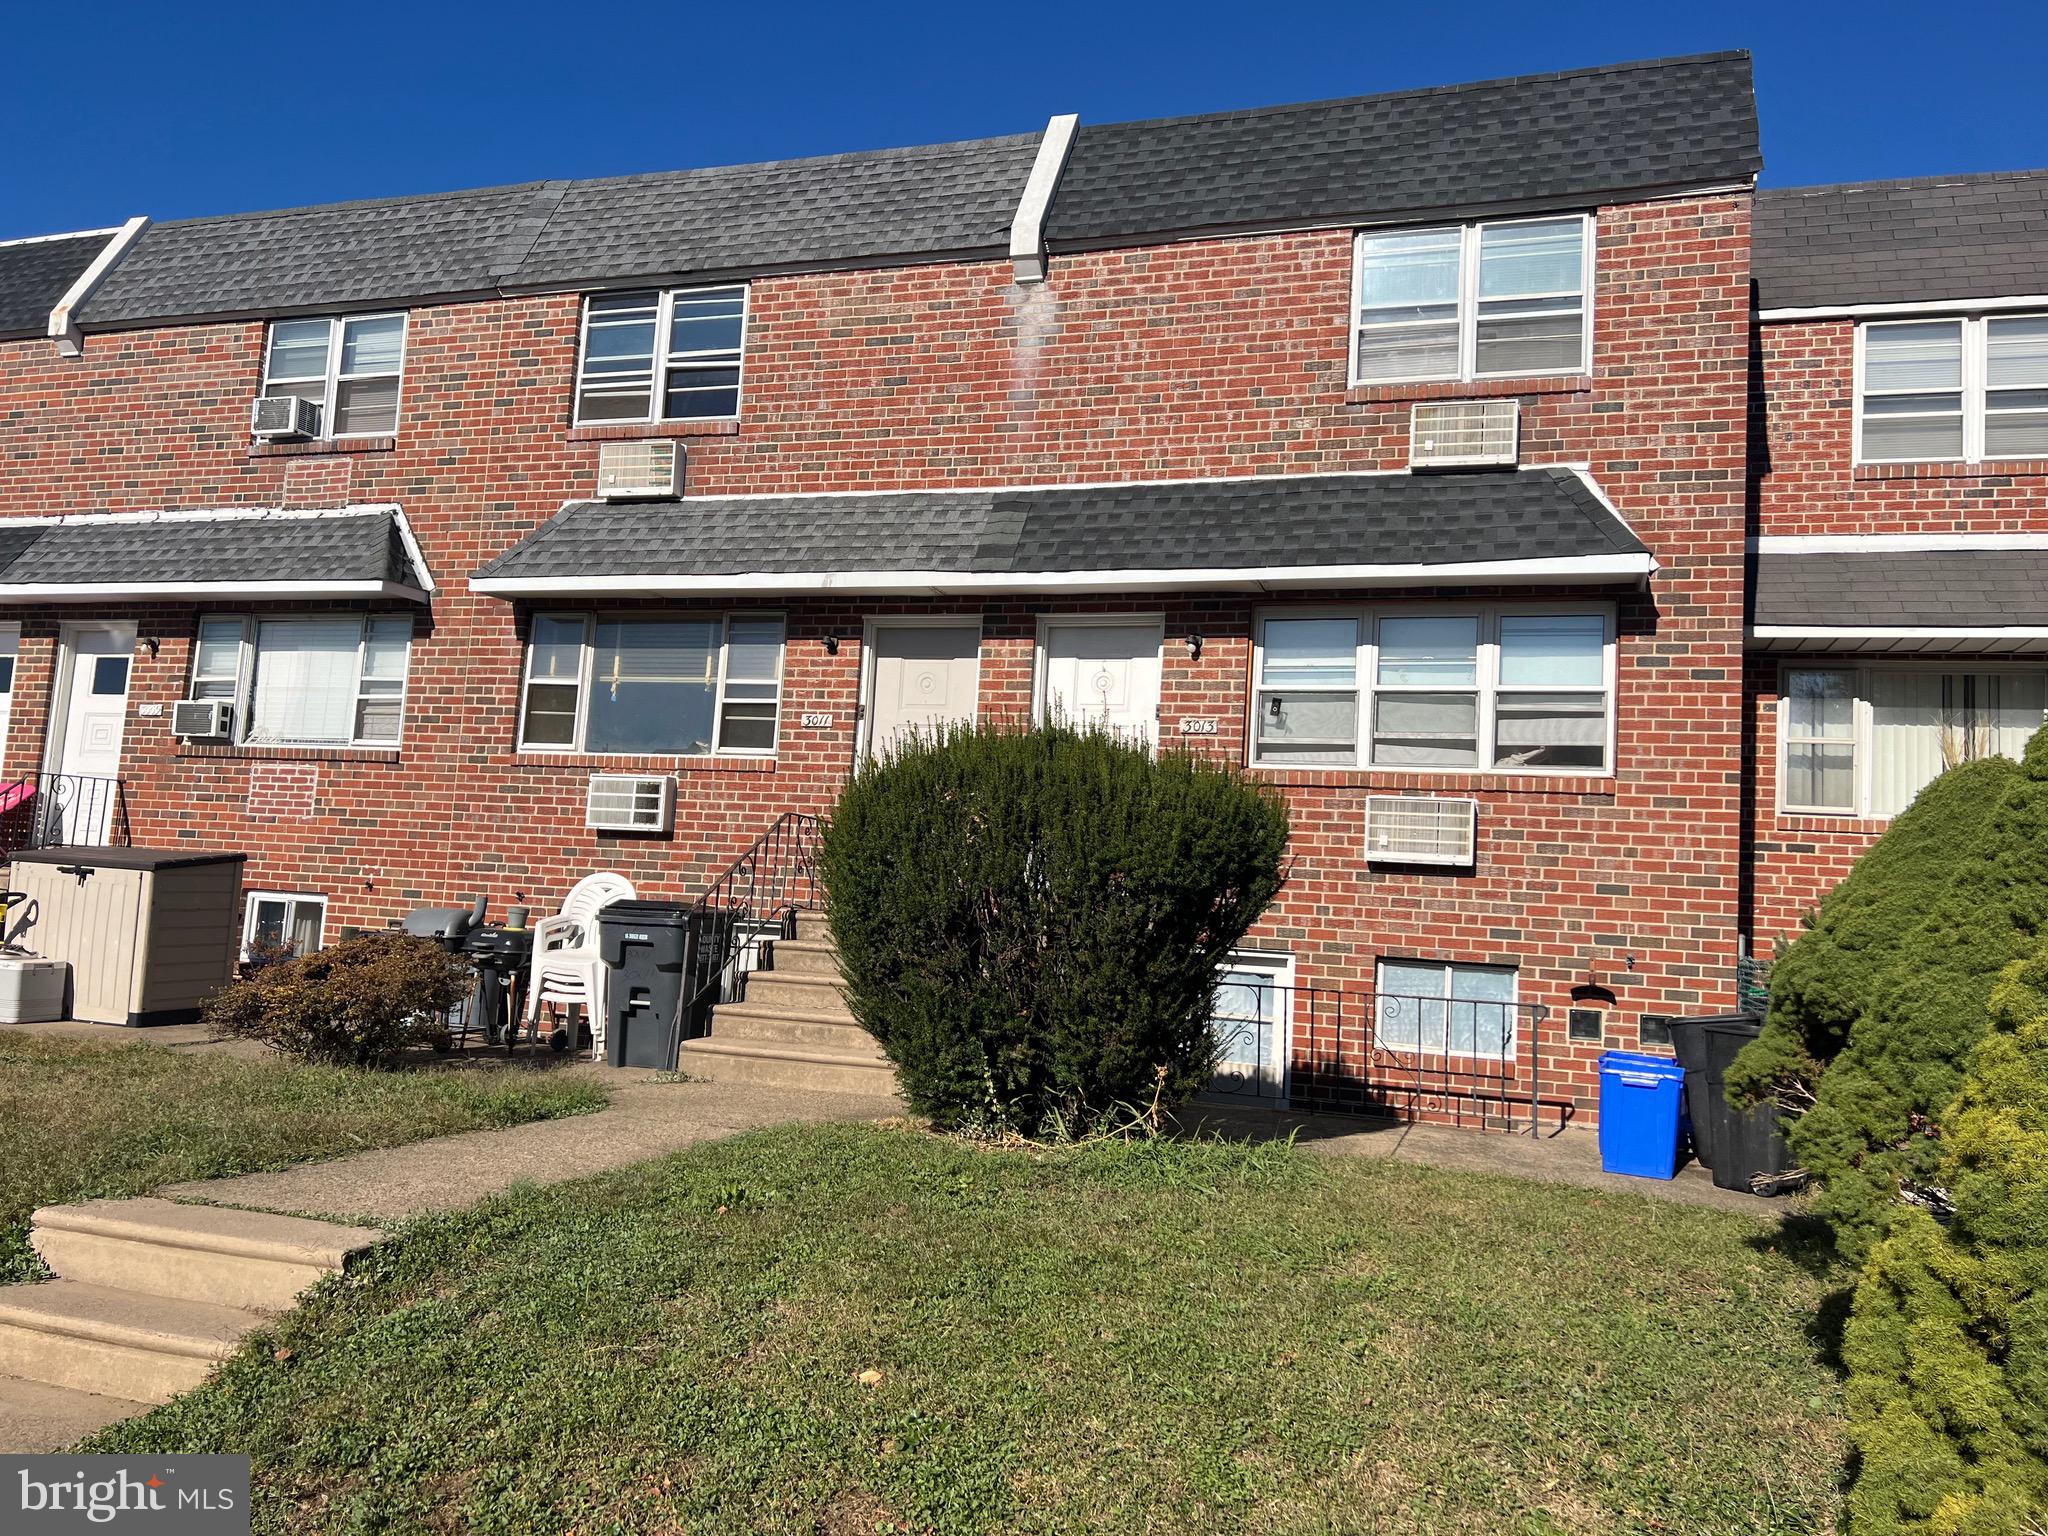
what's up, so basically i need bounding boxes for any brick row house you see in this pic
[0,50,2035,1124]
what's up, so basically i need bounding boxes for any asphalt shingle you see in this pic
[0,233,115,339]
[1754,171,2048,310]
[1753,550,2048,628]
[0,510,427,593]
[471,468,1644,587]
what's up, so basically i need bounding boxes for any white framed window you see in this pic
[1350,214,1592,385]
[518,613,785,756]
[188,614,413,748]
[1252,605,1615,774]
[1856,314,2048,464]
[260,313,406,438]
[574,285,747,425]
[1376,959,1517,1060]
[242,891,327,960]
[1208,950,1292,1101]
[1779,663,2047,819]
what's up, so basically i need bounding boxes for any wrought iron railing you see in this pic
[0,772,131,858]
[680,811,825,1031]
[1206,980,1566,1135]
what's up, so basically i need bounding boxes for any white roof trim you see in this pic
[0,580,428,604]
[0,227,121,249]
[1752,533,2048,553]
[1759,294,2048,321]
[471,551,1657,600]
[1009,114,1079,284]
[46,216,148,358]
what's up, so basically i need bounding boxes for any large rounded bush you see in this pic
[820,722,1289,1133]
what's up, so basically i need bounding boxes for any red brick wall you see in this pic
[1745,317,2048,953]
[0,191,1754,1119]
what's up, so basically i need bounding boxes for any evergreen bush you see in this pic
[819,721,1289,1133]
[1793,726,2048,1261]
[1729,757,2018,1111]
[1840,942,2048,1533]
[206,932,472,1068]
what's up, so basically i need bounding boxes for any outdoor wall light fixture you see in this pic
[1187,631,1204,660]
[823,635,841,655]
[139,636,160,657]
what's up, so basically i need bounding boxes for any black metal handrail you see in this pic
[1207,980,1567,1136]
[680,811,825,1032]
[0,772,131,858]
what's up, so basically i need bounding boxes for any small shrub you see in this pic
[820,721,1289,1134]
[1840,942,2048,1533]
[205,932,472,1068]
[1728,756,2018,1111]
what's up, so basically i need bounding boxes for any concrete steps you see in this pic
[0,1199,383,1449]
[682,914,903,1101]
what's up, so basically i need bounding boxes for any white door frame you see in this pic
[1031,612,1166,736]
[857,614,985,760]
[44,620,138,779]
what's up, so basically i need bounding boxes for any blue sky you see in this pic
[3,0,2041,238]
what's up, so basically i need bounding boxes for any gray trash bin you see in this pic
[597,901,695,1070]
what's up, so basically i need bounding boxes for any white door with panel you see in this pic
[48,624,135,844]
[1039,619,1163,747]
[866,622,982,757]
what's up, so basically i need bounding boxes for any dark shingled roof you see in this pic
[1047,52,1760,244]
[472,468,1645,590]
[0,233,114,339]
[0,509,428,595]
[65,52,1759,327]
[1755,170,2048,311]
[1754,550,2048,628]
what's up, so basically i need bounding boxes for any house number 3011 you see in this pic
[1179,717,1219,736]
[800,712,835,729]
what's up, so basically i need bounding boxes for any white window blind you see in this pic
[248,620,371,745]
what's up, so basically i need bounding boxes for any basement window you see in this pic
[242,891,326,960]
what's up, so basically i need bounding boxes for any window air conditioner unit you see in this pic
[250,393,320,440]
[586,773,676,833]
[1365,795,1478,866]
[596,440,680,500]
[1409,400,1519,469]
[172,699,234,740]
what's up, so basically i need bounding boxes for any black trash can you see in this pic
[1665,1011,1754,1170]
[598,901,696,1070]
[679,909,738,1041]
[1699,1018,1792,1193]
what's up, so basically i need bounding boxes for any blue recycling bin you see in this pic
[1598,1050,1687,1179]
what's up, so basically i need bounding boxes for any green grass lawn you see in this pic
[0,1032,606,1282]
[95,1122,1847,1535]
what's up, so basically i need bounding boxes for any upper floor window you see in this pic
[261,314,405,437]
[191,614,412,747]
[1350,215,1591,386]
[574,285,747,425]
[1857,315,2048,463]
[519,613,784,756]
[1781,664,2046,818]
[1252,606,1612,774]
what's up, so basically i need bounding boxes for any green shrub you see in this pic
[1793,726,2048,1262]
[1729,757,2018,1112]
[205,932,472,1068]
[819,722,1289,1134]
[1840,943,2048,1534]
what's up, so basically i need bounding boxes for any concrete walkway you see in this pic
[164,1076,902,1225]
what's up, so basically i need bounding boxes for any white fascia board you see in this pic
[0,503,404,528]
[1760,294,2048,321]
[387,506,437,594]
[46,216,149,358]
[0,580,428,604]
[1009,114,1080,284]
[470,552,1656,600]
[1751,533,2048,553]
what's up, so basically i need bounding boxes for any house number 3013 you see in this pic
[800,712,835,729]
[1179,717,1220,736]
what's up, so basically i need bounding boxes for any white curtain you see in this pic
[248,620,361,744]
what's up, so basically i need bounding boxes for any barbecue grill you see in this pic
[463,923,536,1049]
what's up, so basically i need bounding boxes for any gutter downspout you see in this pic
[47,216,149,358]
[1008,114,1078,284]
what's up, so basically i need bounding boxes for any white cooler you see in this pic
[0,955,68,1023]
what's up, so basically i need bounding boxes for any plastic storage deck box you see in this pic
[0,955,68,1023]
[7,846,246,1025]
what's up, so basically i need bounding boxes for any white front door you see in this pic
[1208,956,1290,1102]
[47,623,134,843]
[866,621,981,757]
[1039,618,1163,748]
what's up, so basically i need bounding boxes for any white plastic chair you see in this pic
[525,871,635,1057]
